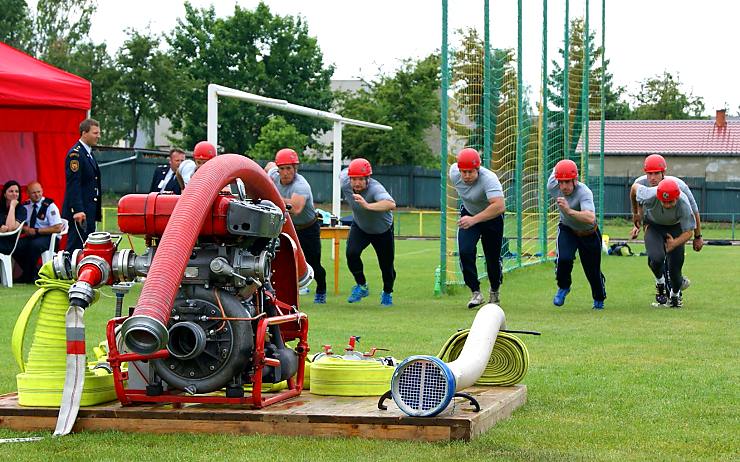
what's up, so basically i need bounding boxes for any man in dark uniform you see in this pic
[150,148,185,194]
[17,181,64,281]
[62,118,102,252]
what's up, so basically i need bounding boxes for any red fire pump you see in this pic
[52,154,312,407]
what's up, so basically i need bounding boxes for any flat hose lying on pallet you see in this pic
[437,330,529,387]
[12,262,116,407]
[309,357,394,396]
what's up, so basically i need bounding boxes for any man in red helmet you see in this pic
[340,158,396,306]
[264,148,327,304]
[177,141,217,189]
[631,178,696,308]
[449,148,506,309]
[631,154,703,253]
[547,159,606,310]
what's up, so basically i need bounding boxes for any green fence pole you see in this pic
[599,0,606,227]
[438,0,449,294]
[483,0,492,168]
[515,0,523,267]
[540,0,549,261]
[582,0,590,183]
[563,0,570,160]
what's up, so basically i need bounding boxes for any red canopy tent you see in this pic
[0,41,91,204]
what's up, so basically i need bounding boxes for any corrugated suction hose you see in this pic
[12,262,116,406]
[122,154,309,356]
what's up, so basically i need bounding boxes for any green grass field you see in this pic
[0,239,738,461]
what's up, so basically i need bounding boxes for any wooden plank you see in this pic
[0,385,526,442]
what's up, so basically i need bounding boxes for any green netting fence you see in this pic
[438,0,607,294]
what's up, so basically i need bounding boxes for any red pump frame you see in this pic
[105,312,309,407]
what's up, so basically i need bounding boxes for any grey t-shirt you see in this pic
[547,170,596,232]
[633,175,698,213]
[268,167,316,226]
[636,185,696,231]
[340,169,394,234]
[449,164,504,216]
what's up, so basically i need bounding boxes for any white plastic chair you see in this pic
[0,226,23,288]
[41,218,69,265]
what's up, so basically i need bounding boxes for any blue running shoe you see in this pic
[593,300,605,310]
[553,288,570,306]
[380,291,393,306]
[313,293,326,304]
[347,284,369,303]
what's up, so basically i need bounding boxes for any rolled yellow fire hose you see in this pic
[309,357,394,396]
[12,262,116,407]
[437,330,529,387]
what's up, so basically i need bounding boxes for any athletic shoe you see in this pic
[489,290,500,305]
[655,283,668,306]
[670,290,683,308]
[380,292,393,306]
[347,284,369,303]
[593,300,605,310]
[467,291,484,309]
[553,288,570,307]
[313,293,326,304]
[680,277,691,291]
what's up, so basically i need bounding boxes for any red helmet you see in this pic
[554,159,578,180]
[456,148,481,170]
[193,141,217,161]
[643,154,667,173]
[657,178,680,203]
[275,148,299,166]
[348,158,372,177]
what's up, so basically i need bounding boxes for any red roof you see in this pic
[577,120,740,155]
[0,41,91,110]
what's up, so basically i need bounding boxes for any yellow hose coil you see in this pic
[12,262,117,407]
[437,330,529,387]
[309,357,394,396]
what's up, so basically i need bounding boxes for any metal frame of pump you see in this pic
[105,312,308,406]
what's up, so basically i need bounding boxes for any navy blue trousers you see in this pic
[555,223,606,301]
[346,224,396,293]
[457,209,504,293]
[644,222,685,291]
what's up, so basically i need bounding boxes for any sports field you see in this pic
[0,239,737,461]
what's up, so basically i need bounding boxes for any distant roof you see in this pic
[577,120,740,156]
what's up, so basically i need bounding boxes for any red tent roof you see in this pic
[0,41,91,110]
[578,120,740,155]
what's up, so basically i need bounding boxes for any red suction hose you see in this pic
[121,154,308,355]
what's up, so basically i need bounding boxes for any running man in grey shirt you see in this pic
[449,148,506,309]
[630,178,696,308]
[265,148,327,304]
[547,160,606,310]
[340,158,396,306]
[630,154,703,252]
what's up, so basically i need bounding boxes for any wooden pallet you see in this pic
[0,385,526,442]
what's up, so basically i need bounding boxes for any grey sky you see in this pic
[79,0,738,116]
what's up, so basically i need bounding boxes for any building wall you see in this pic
[588,155,740,182]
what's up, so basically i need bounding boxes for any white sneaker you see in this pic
[489,290,500,305]
[680,277,690,291]
[467,291,484,309]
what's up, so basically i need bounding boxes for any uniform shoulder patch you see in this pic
[69,159,80,172]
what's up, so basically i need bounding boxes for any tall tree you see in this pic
[548,18,630,162]
[165,1,334,154]
[336,54,440,167]
[115,30,177,146]
[250,115,309,161]
[30,0,96,69]
[630,71,705,120]
[0,0,32,51]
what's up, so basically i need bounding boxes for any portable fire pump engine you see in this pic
[52,154,312,408]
